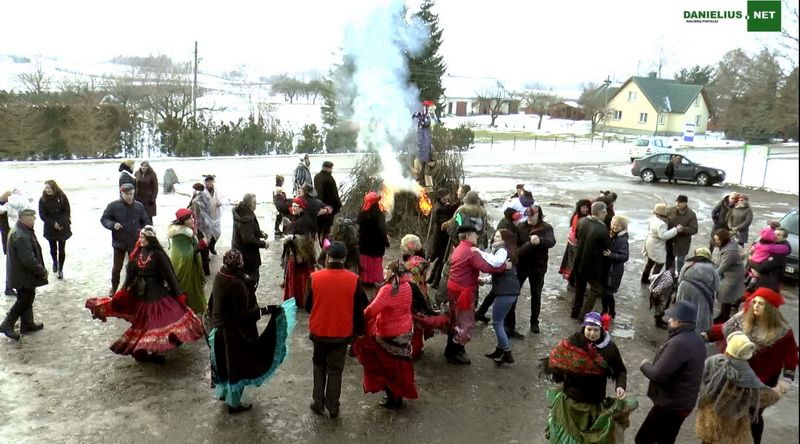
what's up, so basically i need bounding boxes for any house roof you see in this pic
[612,76,704,114]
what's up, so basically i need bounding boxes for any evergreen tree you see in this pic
[407,0,447,114]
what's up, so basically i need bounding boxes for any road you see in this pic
[0,157,797,444]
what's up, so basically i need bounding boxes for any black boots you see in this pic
[20,309,44,333]
[0,313,20,340]
[52,261,58,273]
[485,347,503,359]
[475,312,491,324]
[228,403,253,414]
[495,350,515,366]
[445,353,471,365]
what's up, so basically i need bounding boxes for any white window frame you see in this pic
[612,110,622,120]
[638,112,648,123]
[628,91,637,102]
[658,113,665,125]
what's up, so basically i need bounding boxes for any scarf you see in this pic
[541,332,609,379]
[362,192,381,212]
[698,354,767,421]
[722,312,790,350]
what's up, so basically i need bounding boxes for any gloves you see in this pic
[198,239,208,250]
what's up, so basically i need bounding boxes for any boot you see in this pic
[475,311,491,324]
[4,288,16,296]
[0,313,20,340]
[20,309,44,333]
[57,270,63,280]
[445,353,471,365]
[52,260,58,273]
[495,350,515,366]
[484,346,503,359]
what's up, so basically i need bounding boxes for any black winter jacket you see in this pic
[124,247,182,302]
[573,216,612,283]
[232,203,267,269]
[6,221,48,289]
[606,231,629,292]
[640,324,705,410]
[39,194,72,241]
[100,199,150,252]
[313,170,342,214]
[358,206,389,257]
[517,220,556,274]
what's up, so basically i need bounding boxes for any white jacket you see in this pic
[643,214,678,264]
[0,190,35,227]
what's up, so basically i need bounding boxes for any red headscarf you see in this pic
[292,196,308,209]
[362,192,381,212]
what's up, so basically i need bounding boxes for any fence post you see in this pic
[534,135,537,151]
[739,144,748,185]
[513,135,516,151]
[762,146,771,188]
[573,135,576,146]
[591,134,594,146]
[490,136,494,151]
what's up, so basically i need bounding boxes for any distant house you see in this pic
[441,76,520,117]
[603,76,710,136]
[545,100,585,121]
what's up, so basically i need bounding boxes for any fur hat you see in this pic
[726,331,756,360]
[653,203,668,217]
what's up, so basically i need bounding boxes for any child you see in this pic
[272,175,290,238]
[747,225,790,276]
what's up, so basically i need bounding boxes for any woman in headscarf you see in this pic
[540,312,633,443]
[358,191,389,288]
[353,260,419,409]
[282,196,317,307]
[703,287,798,444]
[559,199,592,286]
[168,208,207,314]
[209,250,297,414]
[676,247,720,333]
[696,332,785,444]
[85,226,205,363]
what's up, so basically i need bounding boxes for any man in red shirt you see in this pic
[445,224,508,365]
[305,241,367,418]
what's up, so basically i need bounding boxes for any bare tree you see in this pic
[524,92,560,130]
[476,85,510,126]
[17,61,51,95]
[780,0,799,67]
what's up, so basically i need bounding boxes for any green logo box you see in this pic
[747,0,781,32]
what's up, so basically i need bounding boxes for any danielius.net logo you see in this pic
[683,0,781,31]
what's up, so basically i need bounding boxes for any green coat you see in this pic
[168,225,207,314]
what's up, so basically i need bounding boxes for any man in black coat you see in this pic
[100,183,150,297]
[313,161,342,240]
[515,205,556,333]
[571,201,611,319]
[300,183,330,236]
[231,194,269,289]
[1,209,48,340]
[636,301,705,444]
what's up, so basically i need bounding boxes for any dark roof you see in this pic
[611,76,705,114]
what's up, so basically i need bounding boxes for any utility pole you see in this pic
[192,41,198,123]
[601,76,611,147]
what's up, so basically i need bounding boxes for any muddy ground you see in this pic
[0,158,797,444]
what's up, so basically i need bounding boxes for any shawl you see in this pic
[541,332,610,379]
[722,311,790,350]
[697,354,768,421]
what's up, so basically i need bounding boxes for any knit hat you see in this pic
[581,312,602,328]
[749,287,785,308]
[175,208,193,222]
[292,196,308,209]
[693,247,712,259]
[653,203,668,217]
[759,226,777,243]
[327,241,348,260]
[120,183,135,192]
[726,332,756,360]
[664,300,697,323]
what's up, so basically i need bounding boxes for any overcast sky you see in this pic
[1,0,794,87]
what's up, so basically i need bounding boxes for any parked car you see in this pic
[631,153,726,186]
[779,208,799,279]
[629,137,672,162]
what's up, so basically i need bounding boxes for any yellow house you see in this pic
[603,76,710,136]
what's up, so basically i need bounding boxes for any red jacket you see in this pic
[365,281,412,337]
[447,240,506,288]
[709,323,799,385]
[307,267,365,341]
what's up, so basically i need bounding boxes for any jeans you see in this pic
[110,248,129,293]
[675,255,686,274]
[48,239,66,270]
[312,340,348,415]
[491,295,517,350]
[634,405,691,444]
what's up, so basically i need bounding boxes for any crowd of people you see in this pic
[1,157,797,443]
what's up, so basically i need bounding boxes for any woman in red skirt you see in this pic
[358,192,389,288]
[282,197,317,308]
[85,226,205,363]
[354,260,419,409]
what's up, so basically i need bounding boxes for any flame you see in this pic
[417,187,433,216]
[380,184,395,214]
